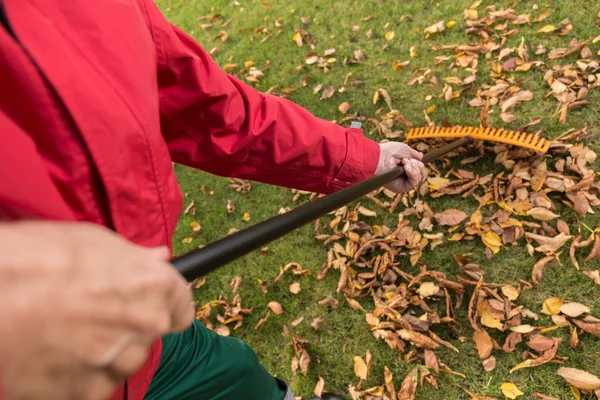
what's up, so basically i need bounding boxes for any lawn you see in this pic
[157,0,600,398]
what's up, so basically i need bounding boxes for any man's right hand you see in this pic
[0,221,194,400]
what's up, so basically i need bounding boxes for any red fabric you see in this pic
[0,0,379,399]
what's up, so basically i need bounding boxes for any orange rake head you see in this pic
[406,126,551,153]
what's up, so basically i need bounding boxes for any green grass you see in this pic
[158,0,600,398]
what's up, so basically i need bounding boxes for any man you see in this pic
[0,0,427,399]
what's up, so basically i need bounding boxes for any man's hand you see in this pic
[375,142,428,193]
[0,222,194,400]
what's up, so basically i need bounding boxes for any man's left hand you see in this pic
[375,142,427,193]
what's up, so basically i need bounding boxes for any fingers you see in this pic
[408,147,423,160]
[402,159,422,188]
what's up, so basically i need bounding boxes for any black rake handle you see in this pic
[172,136,472,281]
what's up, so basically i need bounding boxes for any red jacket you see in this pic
[0,0,379,398]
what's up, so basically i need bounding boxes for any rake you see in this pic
[406,125,551,153]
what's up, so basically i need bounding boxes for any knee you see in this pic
[230,339,261,376]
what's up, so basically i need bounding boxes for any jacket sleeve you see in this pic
[137,0,380,194]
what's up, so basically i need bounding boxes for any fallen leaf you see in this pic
[559,302,590,318]
[353,356,368,380]
[583,270,600,285]
[537,25,556,33]
[526,207,559,221]
[254,310,271,330]
[502,285,520,301]
[433,209,468,226]
[214,324,230,336]
[417,282,440,298]
[474,329,493,359]
[483,356,497,372]
[501,382,524,399]
[267,301,284,315]
[314,377,325,397]
[541,298,564,316]
[527,335,555,352]
[385,31,395,40]
[318,296,339,308]
[321,85,335,100]
[338,102,351,114]
[230,276,242,293]
[311,317,324,330]
[398,368,418,400]
[242,212,251,221]
[424,349,440,374]
[557,367,600,390]
[510,338,561,373]
[227,199,235,213]
[532,256,556,285]
[358,206,377,217]
[299,349,310,376]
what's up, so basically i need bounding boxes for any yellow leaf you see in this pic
[470,0,482,8]
[426,105,436,114]
[481,231,502,253]
[502,285,519,301]
[190,221,201,232]
[446,20,456,28]
[244,60,255,68]
[537,25,556,33]
[242,212,251,221]
[501,382,524,399]
[385,31,395,40]
[481,309,504,330]
[353,356,368,380]
[410,46,417,58]
[464,9,478,19]
[417,282,440,298]
[182,237,193,244]
[541,297,564,315]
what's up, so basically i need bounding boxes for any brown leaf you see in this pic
[338,102,351,114]
[314,377,325,397]
[509,338,561,373]
[527,335,555,352]
[318,296,339,308]
[289,282,301,294]
[533,393,559,400]
[532,256,556,285]
[384,366,397,400]
[398,329,440,349]
[226,199,235,213]
[433,209,468,226]
[267,301,284,315]
[214,324,230,336]
[557,367,600,390]
[424,349,439,374]
[585,235,600,262]
[254,310,271,331]
[503,331,523,353]
[320,85,335,100]
[291,317,304,327]
[526,232,572,254]
[559,302,590,318]
[230,276,242,293]
[483,356,496,372]
[310,316,324,330]
[526,207,559,221]
[583,270,600,285]
[473,329,493,359]
[573,319,600,336]
[299,349,310,376]
[398,368,418,400]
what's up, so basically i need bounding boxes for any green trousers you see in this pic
[144,319,289,400]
